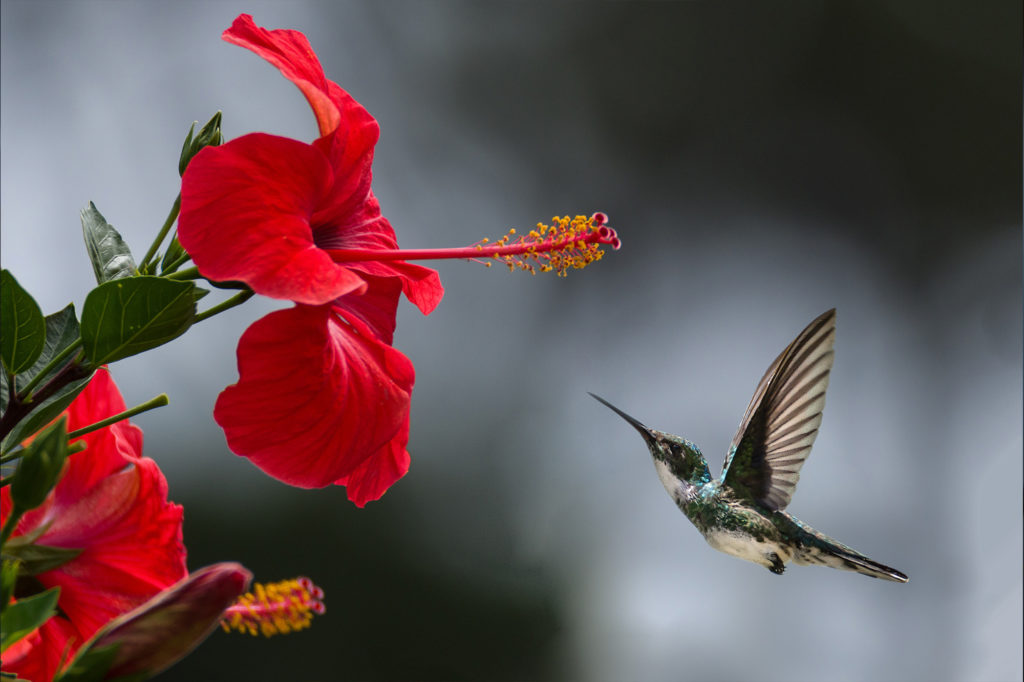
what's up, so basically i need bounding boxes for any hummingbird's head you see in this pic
[589,393,711,493]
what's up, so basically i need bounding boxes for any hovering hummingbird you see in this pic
[592,309,908,582]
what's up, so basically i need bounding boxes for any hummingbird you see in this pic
[591,309,908,582]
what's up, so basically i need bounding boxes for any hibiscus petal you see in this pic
[223,14,378,142]
[336,420,412,507]
[33,457,186,640]
[179,133,367,305]
[58,366,143,494]
[0,368,141,524]
[214,305,415,489]
[0,616,77,682]
[362,258,444,317]
[335,274,401,345]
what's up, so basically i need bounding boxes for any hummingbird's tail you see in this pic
[782,515,909,583]
[798,545,909,583]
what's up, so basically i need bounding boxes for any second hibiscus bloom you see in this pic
[0,369,187,681]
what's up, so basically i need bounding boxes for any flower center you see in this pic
[325,212,620,277]
[220,577,325,637]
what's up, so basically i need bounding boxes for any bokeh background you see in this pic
[2,2,1021,681]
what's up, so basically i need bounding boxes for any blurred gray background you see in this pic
[2,2,1021,681]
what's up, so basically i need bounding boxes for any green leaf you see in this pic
[2,540,83,576]
[0,271,46,374]
[11,417,68,512]
[14,305,82,393]
[1,305,94,452]
[81,202,138,284]
[0,368,9,419]
[0,586,59,652]
[81,277,196,365]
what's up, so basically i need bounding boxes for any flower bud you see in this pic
[178,111,223,176]
[57,562,252,681]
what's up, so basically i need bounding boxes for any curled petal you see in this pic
[364,258,443,317]
[214,305,414,490]
[179,134,367,304]
[223,13,377,141]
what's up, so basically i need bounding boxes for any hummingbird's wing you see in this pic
[720,309,836,511]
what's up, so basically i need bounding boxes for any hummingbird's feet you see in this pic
[768,553,786,575]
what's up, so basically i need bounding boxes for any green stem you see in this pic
[139,194,182,273]
[63,394,169,442]
[194,291,254,324]
[18,340,83,401]
[0,507,22,546]
[166,266,201,281]
[1,439,87,467]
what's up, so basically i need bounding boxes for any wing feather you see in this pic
[720,309,836,510]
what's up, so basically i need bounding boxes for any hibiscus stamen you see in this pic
[325,212,620,277]
[220,577,325,637]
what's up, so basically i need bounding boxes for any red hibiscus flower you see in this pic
[178,15,441,506]
[0,368,187,682]
[178,14,618,506]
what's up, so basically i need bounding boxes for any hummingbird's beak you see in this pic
[588,393,658,445]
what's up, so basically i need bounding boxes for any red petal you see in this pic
[61,367,143,490]
[179,133,367,304]
[223,14,378,142]
[335,274,401,345]
[375,259,444,316]
[214,305,415,489]
[30,457,186,639]
[0,616,76,682]
[336,420,411,507]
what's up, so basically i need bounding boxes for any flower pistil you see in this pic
[325,212,620,276]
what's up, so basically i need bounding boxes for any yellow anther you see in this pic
[467,213,618,277]
[220,577,325,638]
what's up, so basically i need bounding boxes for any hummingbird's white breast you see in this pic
[703,528,793,570]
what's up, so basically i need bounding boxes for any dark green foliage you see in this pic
[0,270,46,375]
